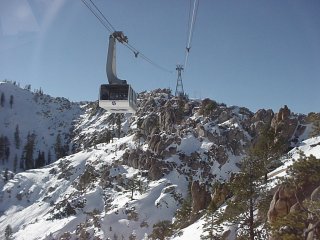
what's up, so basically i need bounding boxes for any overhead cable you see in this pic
[80,0,113,33]
[80,0,172,74]
[184,0,199,71]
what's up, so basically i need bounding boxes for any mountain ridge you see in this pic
[0,81,319,239]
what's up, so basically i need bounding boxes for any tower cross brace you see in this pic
[175,64,184,97]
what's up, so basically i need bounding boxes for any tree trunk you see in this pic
[249,196,254,240]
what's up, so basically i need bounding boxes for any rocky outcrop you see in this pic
[271,105,298,144]
[267,185,296,223]
[211,183,230,208]
[306,186,320,240]
[140,113,159,137]
[191,181,211,215]
[210,145,228,165]
[148,134,178,156]
[122,149,171,180]
[250,109,274,135]
[159,101,176,132]
[268,182,320,239]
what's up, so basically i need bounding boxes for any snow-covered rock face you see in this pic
[0,82,84,171]
[0,82,317,239]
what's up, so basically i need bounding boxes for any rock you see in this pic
[140,113,159,137]
[251,109,274,124]
[267,185,296,224]
[306,185,320,240]
[271,105,299,144]
[250,109,274,136]
[191,181,211,215]
[149,134,161,152]
[211,183,229,208]
[210,145,228,166]
[159,101,176,132]
[148,160,164,180]
[277,105,290,121]
[218,110,230,123]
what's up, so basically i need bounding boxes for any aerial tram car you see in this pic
[99,31,137,113]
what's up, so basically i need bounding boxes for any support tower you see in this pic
[175,64,184,97]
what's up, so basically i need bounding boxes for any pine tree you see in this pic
[19,153,24,170]
[0,136,4,164]
[47,150,52,164]
[271,154,320,239]
[54,134,68,160]
[128,175,142,200]
[311,120,320,138]
[174,195,192,229]
[222,154,266,240]
[149,221,174,240]
[4,168,9,181]
[13,154,18,173]
[9,95,13,108]
[1,92,5,107]
[201,202,224,240]
[116,114,121,138]
[252,126,285,183]
[23,132,36,170]
[35,150,45,168]
[14,125,20,149]
[0,136,10,164]
[5,224,13,240]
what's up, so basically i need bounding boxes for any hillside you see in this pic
[0,82,84,171]
[0,82,319,239]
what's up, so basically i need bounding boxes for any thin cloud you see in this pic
[0,0,40,36]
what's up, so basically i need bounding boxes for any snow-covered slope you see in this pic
[0,136,187,239]
[0,84,318,239]
[1,135,319,239]
[0,82,84,171]
[173,136,320,240]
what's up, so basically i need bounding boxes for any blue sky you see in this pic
[0,0,319,114]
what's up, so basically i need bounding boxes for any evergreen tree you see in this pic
[311,120,320,137]
[54,134,68,159]
[128,175,142,200]
[35,150,45,168]
[174,195,192,229]
[19,153,24,170]
[222,154,266,240]
[176,98,185,124]
[271,154,320,239]
[1,92,5,107]
[23,132,36,170]
[201,202,224,240]
[5,144,10,162]
[4,168,9,181]
[5,224,13,240]
[0,136,10,164]
[0,136,5,164]
[149,221,174,240]
[252,126,285,183]
[116,114,121,138]
[47,150,52,164]
[9,95,13,108]
[14,125,20,149]
[24,84,31,91]
[200,98,218,117]
[13,154,18,173]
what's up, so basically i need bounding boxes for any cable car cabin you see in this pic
[99,84,137,113]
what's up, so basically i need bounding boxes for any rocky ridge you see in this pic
[0,86,317,239]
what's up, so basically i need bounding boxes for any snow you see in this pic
[1,82,319,239]
[172,218,205,240]
[268,136,320,180]
[177,134,201,155]
[0,82,84,171]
